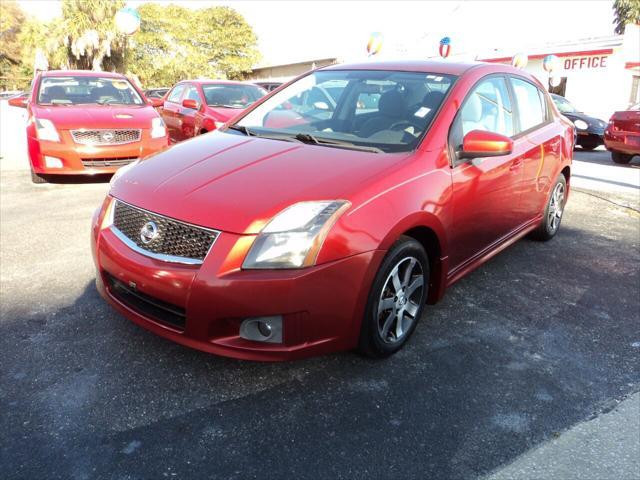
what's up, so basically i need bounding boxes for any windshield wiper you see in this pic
[294,132,383,153]
[226,125,255,136]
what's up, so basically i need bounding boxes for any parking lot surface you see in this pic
[1,123,639,479]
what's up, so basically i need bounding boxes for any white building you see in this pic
[477,24,640,121]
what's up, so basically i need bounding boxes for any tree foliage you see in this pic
[613,0,640,34]
[129,3,259,86]
[0,0,29,86]
[6,1,259,90]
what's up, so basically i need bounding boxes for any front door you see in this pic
[448,75,525,273]
[160,84,186,142]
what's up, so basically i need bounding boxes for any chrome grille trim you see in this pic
[71,129,142,145]
[110,199,220,265]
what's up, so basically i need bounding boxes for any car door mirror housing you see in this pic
[8,95,28,108]
[148,97,164,108]
[460,130,513,159]
[182,99,198,109]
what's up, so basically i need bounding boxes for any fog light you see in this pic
[239,316,283,343]
[44,156,63,168]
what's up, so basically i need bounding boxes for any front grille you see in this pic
[71,129,141,145]
[82,157,138,168]
[105,273,186,330]
[111,200,219,263]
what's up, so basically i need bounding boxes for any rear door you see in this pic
[448,75,526,272]
[509,76,562,222]
[160,84,186,142]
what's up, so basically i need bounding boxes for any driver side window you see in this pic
[167,84,185,103]
[450,76,514,163]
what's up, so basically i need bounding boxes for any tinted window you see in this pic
[458,76,514,138]
[167,84,185,103]
[511,78,546,132]
[201,84,265,109]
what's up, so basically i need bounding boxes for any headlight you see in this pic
[110,159,139,186]
[573,119,588,130]
[150,117,166,138]
[35,118,60,142]
[243,200,350,269]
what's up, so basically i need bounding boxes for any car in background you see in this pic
[156,80,267,143]
[144,88,169,100]
[550,93,606,150]
[9,70,169,183]
[92,61,573,361]
[604,103,640,164]
[0,90,24,100]
[254,81,282,92]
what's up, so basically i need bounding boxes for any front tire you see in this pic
[612,152,633,164]
[531,173,567,241]
[358,236,429,358]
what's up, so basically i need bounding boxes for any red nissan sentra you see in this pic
[604,102,640,164]
[156,80,266,143]
[10,70,169,183]
[91,61,574,361]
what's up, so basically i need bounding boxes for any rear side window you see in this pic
[167,84,185,103]
[510,77,546,132]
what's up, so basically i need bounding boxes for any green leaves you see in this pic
[5,1,259,89]
[130,3,259,86]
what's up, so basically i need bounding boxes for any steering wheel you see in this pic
[388,120,423,132]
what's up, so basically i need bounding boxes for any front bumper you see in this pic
[91,210,383,361]
[29,130,169,175]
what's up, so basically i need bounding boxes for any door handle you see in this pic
[510,158,523,171]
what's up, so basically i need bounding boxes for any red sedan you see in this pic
[156,80,266,143]
[92,61,574,361]
[604,103,640,164]
[10,70,169,183]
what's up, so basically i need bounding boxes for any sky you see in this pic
[17,0,616,66]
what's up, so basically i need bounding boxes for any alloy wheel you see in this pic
[377,256,425,344]
[548,182,565,232]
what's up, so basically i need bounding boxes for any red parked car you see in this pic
[604,103,640,164]
[156,80,266,143]
[9,70,169,183]
[92,61,573,361]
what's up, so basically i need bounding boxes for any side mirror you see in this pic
[460,130,513,159]
[148,97,164,108]
[182,98,198,110]
[8,95,28,108]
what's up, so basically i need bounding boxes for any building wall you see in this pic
[248,59,338,83]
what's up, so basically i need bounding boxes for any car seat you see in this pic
[359,90,408,137]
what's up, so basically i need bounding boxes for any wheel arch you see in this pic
[378,212,449,304]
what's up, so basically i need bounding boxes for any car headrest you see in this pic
[379,90,407,118]
[422,91,445,109]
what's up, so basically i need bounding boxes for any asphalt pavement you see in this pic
[1,103,639,479]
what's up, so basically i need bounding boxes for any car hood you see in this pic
[32,104,158,130]
[205,106,247,123]
[562,112,606,128]
[110,131,409,234]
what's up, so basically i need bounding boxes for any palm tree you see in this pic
[613,0,640,34]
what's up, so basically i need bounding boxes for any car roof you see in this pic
[181,79,256,86]
[41,70,127,78]
[320,60,529,77]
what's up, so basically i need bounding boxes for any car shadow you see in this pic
[39,173,113,184]
[3,217,639,479]
[573,148,640,168]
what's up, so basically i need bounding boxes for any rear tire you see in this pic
[30,170,47,184]
[612,152,633,164]
[530,173,567,241]
[358,236,429,358]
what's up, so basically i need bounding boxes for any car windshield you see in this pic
[231,69,455,153]
[552,95,579,114]
[37,76,143,106]
[202,84,266,108]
